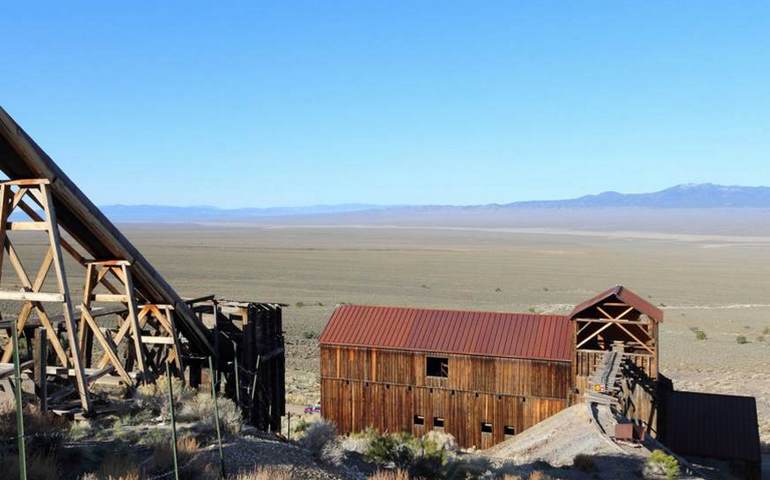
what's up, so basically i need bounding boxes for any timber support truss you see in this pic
[0,179,91,411]
[0,179,187,414]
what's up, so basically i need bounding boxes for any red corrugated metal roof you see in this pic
[319,305,572,362]
[568,285,664,323]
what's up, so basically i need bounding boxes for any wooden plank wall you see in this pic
[320,346,570,448]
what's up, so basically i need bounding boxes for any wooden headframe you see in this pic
[570,286,661,377]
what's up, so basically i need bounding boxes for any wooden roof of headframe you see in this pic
[568,285,664,323]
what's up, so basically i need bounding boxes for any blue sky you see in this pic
[1,1,768,207]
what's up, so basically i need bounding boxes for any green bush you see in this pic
[694,329,707,341]
[361,430,451,476]
[366,433,415,467]
[736,335,748,344]
[645,450,679,480]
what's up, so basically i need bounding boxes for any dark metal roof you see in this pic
[662,390,761,463]
[568,285,664,323]
[320,305,572,362]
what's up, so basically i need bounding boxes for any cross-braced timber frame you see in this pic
[0,179,91,411]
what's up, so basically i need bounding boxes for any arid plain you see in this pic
[101,222,769,445]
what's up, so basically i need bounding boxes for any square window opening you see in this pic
[504,426,515,437]
[426,356,449,378]
[414,415,425,426]
[433,417,445,429]
[481,422,493,434]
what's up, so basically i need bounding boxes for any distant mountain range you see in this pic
[507,184,770,208]
[100,184,770,223]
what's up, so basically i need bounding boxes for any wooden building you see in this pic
[320,305,573,448]
[319,286,668,449]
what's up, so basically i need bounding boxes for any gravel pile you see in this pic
[190,434,359,479]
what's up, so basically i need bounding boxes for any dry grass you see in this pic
[149,434,201,472]
[527,471,554,480]
[93,452,141,480]
[231,466,295,479]
[368,470,410,480]
[1,451,59,480]
[0,399,69,439]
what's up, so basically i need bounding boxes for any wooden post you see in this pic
[33,328,48,412]
[12,322,28,480]
[209,356,226,478]
[189,359,201,389]
[40,183,90,412]
[233,350,241,406]
[166,362,180,480]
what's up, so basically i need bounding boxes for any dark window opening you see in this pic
[504,426,515,437]
[414,415,425,426]
[481,422,493,434]
[426,356,449,378]
[433,417,445,428]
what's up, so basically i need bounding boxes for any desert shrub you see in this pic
[178,392,242,435]
[572,453,595,472]
[293,417,311,434]
[736,335,748,344]
[645,450,679,480]
[342,426,378,453]
[299,418,337,457]
[763,326,770,335]
[365,433,416,467]
[1,451,59,480]
[321,438,346,466]
[303,330,318,339]
[691,328,706,341]
[757,335,765,342]
[296,301,305,308]
[136,375,191,418]
[68,420,93,441]
[422,429,457,453]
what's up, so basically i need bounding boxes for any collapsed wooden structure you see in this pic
[0,107,284,430]
[320,287,761,473]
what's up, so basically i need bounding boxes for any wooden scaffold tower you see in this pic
[0,179,91,411]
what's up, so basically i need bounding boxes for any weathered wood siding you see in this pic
[320,345,570,448]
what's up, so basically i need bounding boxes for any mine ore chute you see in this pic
[0,106,284,431]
